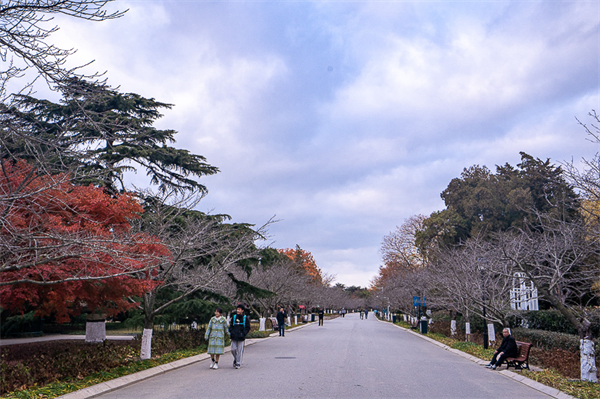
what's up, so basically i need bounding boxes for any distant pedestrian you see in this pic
[365,310,369,319]
[341,308,346,318]
[205,308,229,370]
[318,308,324,326]
[276,307,287,337]
[360,310,364,319]
[229,304,251,369]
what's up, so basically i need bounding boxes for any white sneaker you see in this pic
[213,363,219,369]
[210,360,215,369]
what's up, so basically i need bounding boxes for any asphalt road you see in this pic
[95,314,551,399]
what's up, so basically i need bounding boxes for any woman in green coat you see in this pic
[205,308,229,369]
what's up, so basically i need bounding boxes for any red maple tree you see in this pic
[0,160,168,322]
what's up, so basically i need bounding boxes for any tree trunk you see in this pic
[580,338,598,382]
[450,311,457,336]
[141,292,155,360]
[579,319,597,382]
[535,285,597,381]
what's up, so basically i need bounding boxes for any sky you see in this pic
[41,0,600,287]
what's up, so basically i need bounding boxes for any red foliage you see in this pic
[0,160,169,322]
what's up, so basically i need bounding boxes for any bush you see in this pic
[0,340,136,394]
[512,328,582,352]
[509,309,600,337]
[0,328,207,395]
[133,328,206,357]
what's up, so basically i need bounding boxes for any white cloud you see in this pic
[18,2,600,288]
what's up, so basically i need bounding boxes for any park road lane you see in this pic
[95,313,551,399]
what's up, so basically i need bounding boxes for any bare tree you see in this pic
[0,0,125,98]
[380,214,427,271]
[427,238,514,328]
[495,212,599,381]
[131,189,269,359]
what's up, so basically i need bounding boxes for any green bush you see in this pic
[512,328,582,352]
[133,328,206,357]
[509,309,600,337]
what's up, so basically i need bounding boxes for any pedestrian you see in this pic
[341,308,346,318]
[276,307,287,337]
[365,309,369,319]
[360,309,364,319]
[318,307,324,326]
[204,308,229,370]
[229,304,251,369]
[485,328,518,370]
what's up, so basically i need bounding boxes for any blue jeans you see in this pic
[279,323,285,336]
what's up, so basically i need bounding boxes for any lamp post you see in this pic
[478,258,489,350]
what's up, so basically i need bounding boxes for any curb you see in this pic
[58,323,316,399]
[378,317,575,399]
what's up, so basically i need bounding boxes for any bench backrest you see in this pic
[515,341,532,358]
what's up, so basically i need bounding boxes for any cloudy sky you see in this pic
[47,0,600,287]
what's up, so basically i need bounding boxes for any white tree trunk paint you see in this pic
[141,328,153,360]
[294,315,298,325]
[487,324,496,343]
[287,316,291,326]
[580,339,598,382]
[465,322,471,335]
[259,317,266,331]
[85,320,106,343]
[450,320,457,336]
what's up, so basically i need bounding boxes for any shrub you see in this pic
[512,328,582,352]
[508,309,600,337]
[1,328,208,395]
[133,328,206,357]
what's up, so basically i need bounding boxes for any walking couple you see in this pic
[204,304,251,370]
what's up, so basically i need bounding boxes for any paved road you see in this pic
[95,314,550,398]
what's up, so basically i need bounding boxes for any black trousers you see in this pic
[318,317,323,326]
[491,352,508,367]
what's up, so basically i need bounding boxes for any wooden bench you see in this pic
[505,341,532,370]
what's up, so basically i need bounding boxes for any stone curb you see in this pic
[378,317,575,399]
[58,322,316,399]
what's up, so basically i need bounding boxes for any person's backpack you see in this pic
[233,314,246,326]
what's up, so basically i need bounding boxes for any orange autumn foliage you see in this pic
[279,246,323,284]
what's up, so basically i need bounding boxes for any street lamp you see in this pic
[478,258,489,350]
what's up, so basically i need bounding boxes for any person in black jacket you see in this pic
[276,307,287,337]
[229,304,251,369]
[317,307,324,326]
[485,328,518,370]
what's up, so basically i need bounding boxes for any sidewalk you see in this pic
[378,317,574,399]
[0,334,135,346]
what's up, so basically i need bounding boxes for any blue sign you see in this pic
[413,296,426,307]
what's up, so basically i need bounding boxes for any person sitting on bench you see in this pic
[485,328,518,370]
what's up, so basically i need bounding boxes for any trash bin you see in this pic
[392,315,397,323]
[420,318,428,334]
[311,313,315,322]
